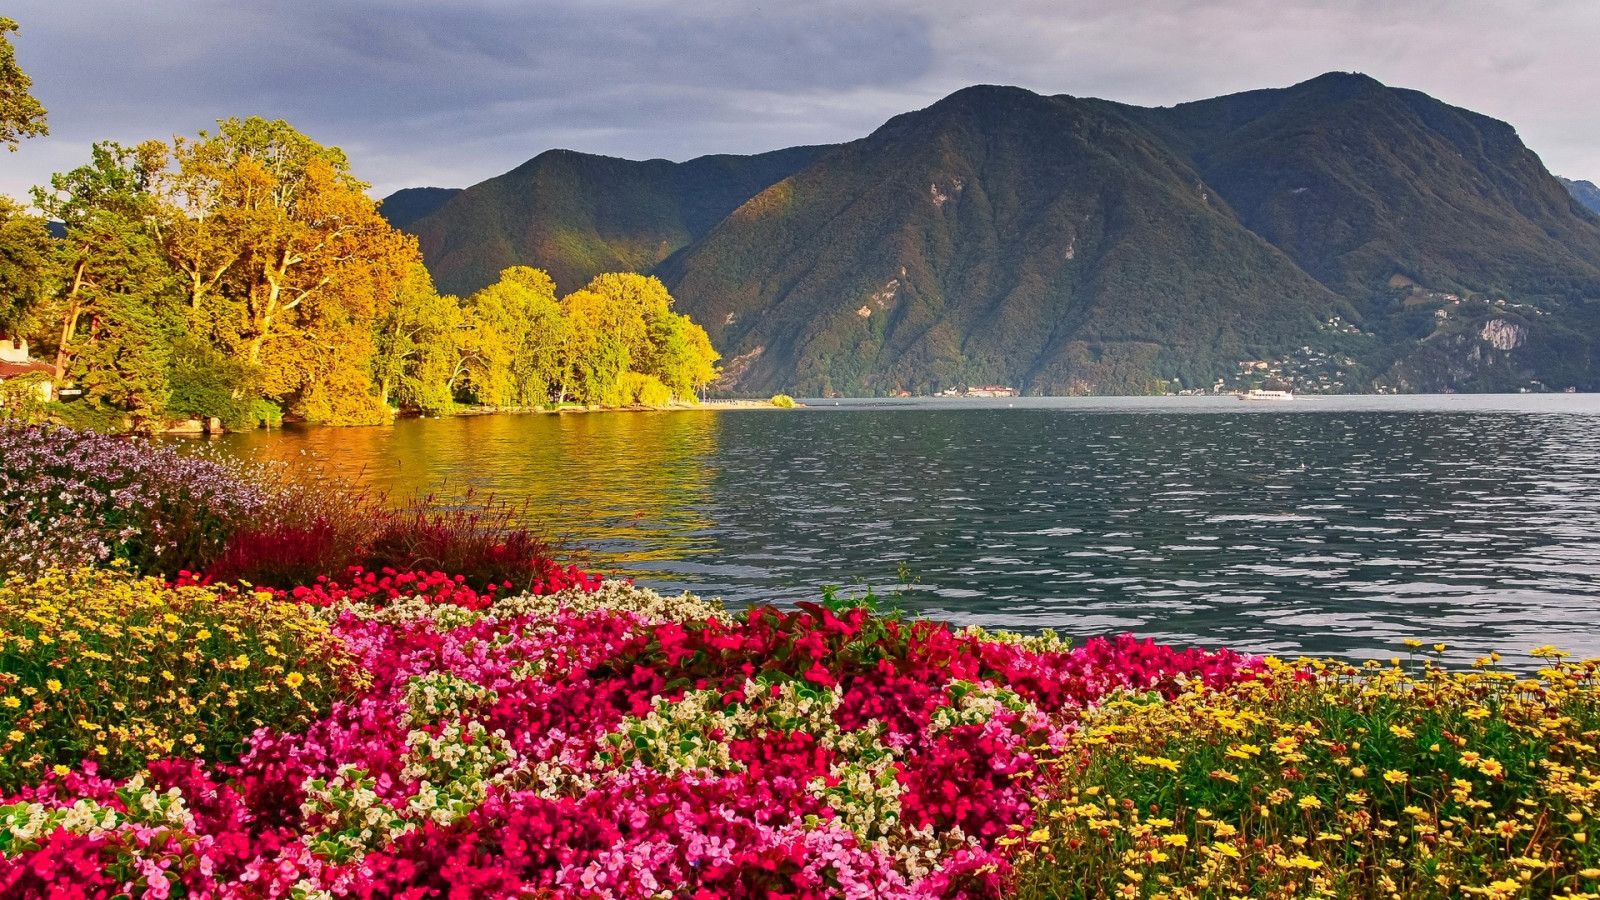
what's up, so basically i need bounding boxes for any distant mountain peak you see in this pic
[1560,176,1600,216]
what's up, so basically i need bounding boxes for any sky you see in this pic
[4,0,1599,201]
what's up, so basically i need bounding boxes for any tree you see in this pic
[375,264,465,415]
[460,266,568,407]
[32,142,174,385]
[0,17,47,150]
[575,272,718,401]
[0,195,54,339]
[162,118,420,424]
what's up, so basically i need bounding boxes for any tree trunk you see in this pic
[53,259,88,382]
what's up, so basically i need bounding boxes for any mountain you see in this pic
[398,146,828,296]
[661,86,1349,395]
[378,187,461,231]
[1114,73,1600,304]
[1562,177,1600,216]
[397,74,1600,394]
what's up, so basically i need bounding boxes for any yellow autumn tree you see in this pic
[161,118,419,424]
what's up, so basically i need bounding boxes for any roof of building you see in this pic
[0,360,53,378]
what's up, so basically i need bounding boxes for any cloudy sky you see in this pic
[4,0,1598,201]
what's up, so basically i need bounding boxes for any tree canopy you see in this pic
[0,17,47,150]
[5,116,721,428]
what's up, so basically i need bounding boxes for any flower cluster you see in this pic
[1011,648,1600,900]
[0,583,1254,898]
[0,568,360,789]
[0,424,266,576]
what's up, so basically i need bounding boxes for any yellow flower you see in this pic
[1383,770,1409,784]
[45,679,61,693]
[6,730,22,742]
[1390,724,1414,738]
[1161,834,1188,847]
[1479,758,1504,777]
[286,672,305,689]
[1403,639,1423,649]
[2,697,19,709]
[231,655,250,670]
[195,629,211,640]
[160,670,175,682]
[1298,796,1322,810]
[51,765,69,776]
[1027,828,1051,842]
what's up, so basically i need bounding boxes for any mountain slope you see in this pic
[661,86,1350,395]
[378,187,461,231]
[1114,73,1600,304]
[401,146,827,295]
[1562,177,1600,216]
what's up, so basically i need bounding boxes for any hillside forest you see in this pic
[0,22,717,428]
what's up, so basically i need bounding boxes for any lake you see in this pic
[207,394,1600,663]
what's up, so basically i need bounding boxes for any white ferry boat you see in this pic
[1240,389,1294,401]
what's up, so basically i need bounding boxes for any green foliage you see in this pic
[770,393,795,408]
[165,338,259,429]
[0,17,47,151]
[0,372,47,420]
[1012,651,1600,899]
[0,195,53,336]
[41,401,127,433]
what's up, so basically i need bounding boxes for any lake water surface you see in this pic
[209,395,1600,663]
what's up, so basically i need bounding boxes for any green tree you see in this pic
[0,195,54,339]
[0,17,47,150]
[375,264,465,415]
[576,272,718,401]
[32,143,183,418]
[33,142,172,381]
[461,266,568,407]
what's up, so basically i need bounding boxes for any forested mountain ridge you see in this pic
[660,86,1350,395]
[394,145,828,296]
[379,187,461,230]
[391,74,1600,395]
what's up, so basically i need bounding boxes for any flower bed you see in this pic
[1010,651,1600,900]
[0,579,1257,899]
[0,425,266,576]
[0,568,361,789]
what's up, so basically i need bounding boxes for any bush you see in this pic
[771,393,796,408]
[619,371,675,407]
[363,495,565,592]
[40,400,126,433]
[0,567,362,789]
[206,473,567,594]
[0,424,266,577]
[164,339,260,431]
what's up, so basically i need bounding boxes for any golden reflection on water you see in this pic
[212,411,720,576]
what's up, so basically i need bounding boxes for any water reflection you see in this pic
[204,396,1600,662]
[213,411,719,574]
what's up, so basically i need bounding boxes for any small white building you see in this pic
[0,339,54,404]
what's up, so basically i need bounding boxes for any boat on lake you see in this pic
[1240,389,1294,401]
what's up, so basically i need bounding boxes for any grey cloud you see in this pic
[2,0,1597,201]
